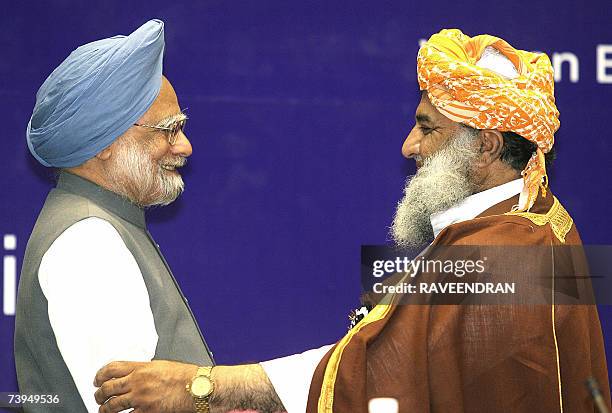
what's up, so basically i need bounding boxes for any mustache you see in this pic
[159,156,187,168]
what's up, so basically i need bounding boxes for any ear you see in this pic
[94,145,113,161]
[475,129,504,168]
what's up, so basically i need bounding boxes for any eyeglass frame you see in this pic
[133,113,188,146]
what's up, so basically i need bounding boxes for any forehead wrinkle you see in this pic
[417,92,455,124]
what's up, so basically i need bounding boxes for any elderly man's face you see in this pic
[401,93,464,168]
[105,77,193,207]
[390,92,480,247]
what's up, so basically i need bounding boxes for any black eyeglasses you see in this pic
[133,118,187,145]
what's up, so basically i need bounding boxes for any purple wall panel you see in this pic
[1,0,611,403]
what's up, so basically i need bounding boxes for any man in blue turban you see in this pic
[15,20,215,412]
[19,18,320,413]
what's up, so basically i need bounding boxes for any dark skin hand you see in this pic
[94,360,197,413]
[94,360,285,413]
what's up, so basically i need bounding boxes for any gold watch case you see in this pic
[190,374,214,398]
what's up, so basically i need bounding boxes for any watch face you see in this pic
[191,376,213,397]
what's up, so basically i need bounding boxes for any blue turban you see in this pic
[26,19,165,167]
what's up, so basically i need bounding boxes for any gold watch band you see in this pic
[193,396,210,413]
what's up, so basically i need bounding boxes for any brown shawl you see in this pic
[306,192,610,413]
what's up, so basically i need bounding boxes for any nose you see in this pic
[170,130,193,157]
[402,125,421,159]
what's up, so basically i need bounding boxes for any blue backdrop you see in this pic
[2,0,612,406]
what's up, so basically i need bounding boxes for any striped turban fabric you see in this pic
[417,29,560,211]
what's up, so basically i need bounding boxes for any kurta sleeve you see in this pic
[261,344,334,413]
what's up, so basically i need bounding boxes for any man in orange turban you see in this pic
[306,29,610,413]
[417,29,559,212]
[91,30,609,413]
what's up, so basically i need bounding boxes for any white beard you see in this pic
[107,135,186,207]
[390,127,480,248]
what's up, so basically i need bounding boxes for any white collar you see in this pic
[430,179,523,239]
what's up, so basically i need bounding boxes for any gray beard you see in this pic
[106,135,186,207]
[390,127,480,248]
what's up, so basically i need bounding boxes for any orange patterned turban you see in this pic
[417,29,560,211]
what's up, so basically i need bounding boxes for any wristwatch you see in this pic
[186,366,214,413]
